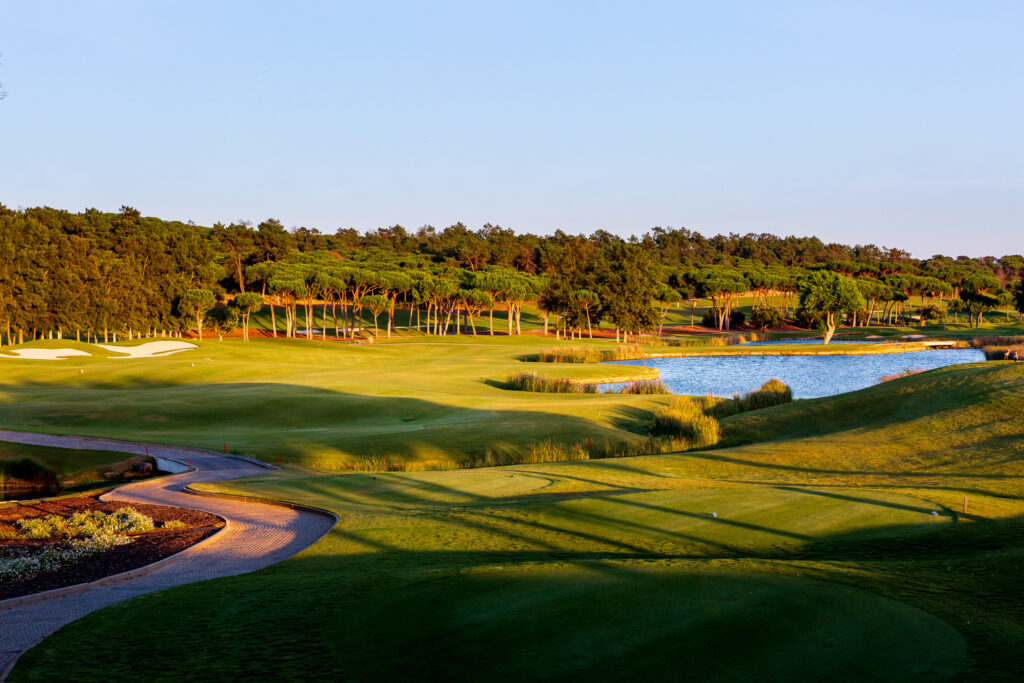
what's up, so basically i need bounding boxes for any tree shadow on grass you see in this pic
[0,379,645,469]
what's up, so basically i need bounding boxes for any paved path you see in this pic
[0,430,336,679]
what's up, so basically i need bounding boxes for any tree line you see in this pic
[1,203,1022,345]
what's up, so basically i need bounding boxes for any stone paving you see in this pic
[0,430,335,679]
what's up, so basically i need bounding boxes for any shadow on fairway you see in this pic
[0,379,644,468]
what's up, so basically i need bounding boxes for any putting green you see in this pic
[537,487,952,553]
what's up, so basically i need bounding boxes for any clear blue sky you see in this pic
[1,1,1021,258]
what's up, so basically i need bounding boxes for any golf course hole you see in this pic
[537,486,953,553]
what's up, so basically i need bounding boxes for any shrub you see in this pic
[919,304,947,323]
[730,310,746,327]
[504,371,597,394]
[0,534,132,582]
[794,307,821,330]
[751,304,783,331]
[701,310,716,328]
[162,520,187,530]
[19,508,155,540]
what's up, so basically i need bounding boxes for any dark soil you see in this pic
[0,493,223,600]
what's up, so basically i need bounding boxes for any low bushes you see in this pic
[0,458,59,493]
[751,304,783,331]
[17,508,155,540]
[505,371,597,394]
[1,507,156,583]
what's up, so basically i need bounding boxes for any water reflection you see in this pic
[601,349,986,398]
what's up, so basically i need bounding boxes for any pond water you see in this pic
[601,348,986,398]
[741,339,877,345]
[0,488,48,501]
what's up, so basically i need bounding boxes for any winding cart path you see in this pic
[0,430,335,679]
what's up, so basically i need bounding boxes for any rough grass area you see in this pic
[16,362,1024,681]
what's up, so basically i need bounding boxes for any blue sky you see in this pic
[1,1,1021,257]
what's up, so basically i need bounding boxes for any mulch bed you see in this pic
[0,493,224,601]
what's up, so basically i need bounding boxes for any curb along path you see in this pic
[0,430,336,680]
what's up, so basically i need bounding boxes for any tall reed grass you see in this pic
[609,380,670,394]
[706,378,793,418]
[505,371,597,393]
[650,398,722,447]
[0,458,59,493]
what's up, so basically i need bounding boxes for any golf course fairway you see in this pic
[3,339,1023,680]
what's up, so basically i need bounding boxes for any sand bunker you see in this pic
[0,348,93,360]
[95,341,197,358]
[0,341,197,360]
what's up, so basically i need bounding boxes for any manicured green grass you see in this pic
[0,334,992,470]
[14,361,1024,681]
[0,336,674,469]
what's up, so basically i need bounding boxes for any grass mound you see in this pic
[720,361,1021,453]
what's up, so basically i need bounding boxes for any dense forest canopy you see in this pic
[1,203,1021,343]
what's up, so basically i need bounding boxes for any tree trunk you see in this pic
[489,307,494,335]
[823,313,836,344]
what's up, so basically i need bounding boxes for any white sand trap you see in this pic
[901,334,928,340]
[95,341,197,358]
[0,348,93,360]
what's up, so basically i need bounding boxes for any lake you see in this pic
[601,348,986,398]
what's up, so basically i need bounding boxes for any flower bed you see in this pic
[0,494,222,600]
